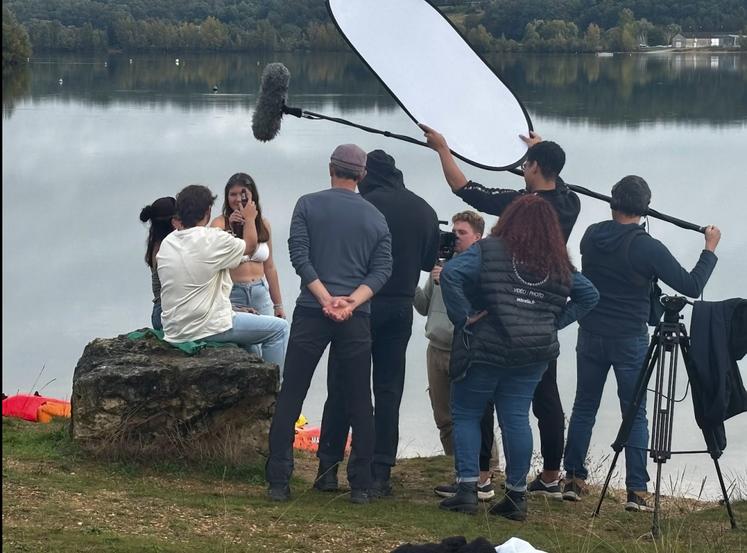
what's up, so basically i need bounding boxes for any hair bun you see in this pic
[139,205,153,222]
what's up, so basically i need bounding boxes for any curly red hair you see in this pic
[491,194,573,284]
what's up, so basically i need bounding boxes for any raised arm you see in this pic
[632,228,720,298]
[420,124,469,192]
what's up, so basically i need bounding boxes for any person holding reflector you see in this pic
[422,124,580,500]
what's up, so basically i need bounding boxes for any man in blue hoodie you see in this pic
[563,175,721,512]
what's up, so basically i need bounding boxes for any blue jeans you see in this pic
[151,302,163,330]
[205,312,289,371]
[451,362,547,492]
[230,280,273,316]
[564,329,651,491]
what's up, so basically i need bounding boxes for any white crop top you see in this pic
[240,242,269,264]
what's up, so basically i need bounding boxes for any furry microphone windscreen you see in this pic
[252,63,291,142]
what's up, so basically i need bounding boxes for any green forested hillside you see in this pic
[2,0,746,53]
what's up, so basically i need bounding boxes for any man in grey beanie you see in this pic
[265,144,392,505]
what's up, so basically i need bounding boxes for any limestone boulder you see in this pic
[71,332,279,463]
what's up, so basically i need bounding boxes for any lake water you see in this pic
[3,51,746,499]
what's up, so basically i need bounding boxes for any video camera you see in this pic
[438,220,456,261]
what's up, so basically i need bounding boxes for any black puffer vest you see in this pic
[449,238,571,381]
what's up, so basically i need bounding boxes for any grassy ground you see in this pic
[3,418,745,553]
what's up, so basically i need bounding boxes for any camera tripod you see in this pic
[592,295,738,538]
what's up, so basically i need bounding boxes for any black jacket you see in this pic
[359,149,439,301]
[449,238,570,379]
[687,298,747,455]
[455,177,580,243]
[580,221,717,337]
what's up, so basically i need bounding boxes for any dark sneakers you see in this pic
[624,490,653,512]
[268,485,291,502]
[527,474,563,501]
[434,480,495,501]
[489,489,528,521]
[562,478,587,501]
[350,489,372,504]
[371,479,393,498]
[439,482,478,514]
[313,463,339,492]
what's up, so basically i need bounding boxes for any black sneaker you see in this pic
[488,489,527,521]
[268,484,291,502]
[435,480,495,501]
[562,478,586,501]
[350,489,371,504]
[527,474,563,500]
[313,463,339,492]
[624,490,652,512]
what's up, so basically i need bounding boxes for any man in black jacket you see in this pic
[420,124,579,499]
[563,175,721,512]
[315,149,440,496]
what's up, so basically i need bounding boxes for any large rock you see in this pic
[71,332,279,463]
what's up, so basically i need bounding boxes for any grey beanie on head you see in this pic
[330,144,367,176]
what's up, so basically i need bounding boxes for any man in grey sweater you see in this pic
[265,144,392,505]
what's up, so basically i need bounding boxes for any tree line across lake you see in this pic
[3,0,747,65]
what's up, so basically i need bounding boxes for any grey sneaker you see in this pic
[562,478,587,501]
[350,489,371,505]
[527,474,562,500]
[434,480,494,501]
[268,485,291,502]
[624,490,653,512]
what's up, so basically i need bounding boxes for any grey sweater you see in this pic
[289,187,392,313]
[414,275,453,351]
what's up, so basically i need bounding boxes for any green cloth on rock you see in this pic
[126,328,235,355]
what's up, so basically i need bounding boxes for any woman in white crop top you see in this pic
[210,173,285,318]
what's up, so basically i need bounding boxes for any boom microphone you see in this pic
[251,63,291,141]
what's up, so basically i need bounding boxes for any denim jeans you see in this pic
[230,280,273,316]
[151,302,163,330]
[564,328,651,491]
[205,312,289,371]
[451,362,547,491]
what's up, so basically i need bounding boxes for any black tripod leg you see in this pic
[713,458,738,529]
[593,335,660,518]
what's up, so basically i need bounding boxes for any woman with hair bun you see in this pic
[211,172,285,318]
[139,196,176,329]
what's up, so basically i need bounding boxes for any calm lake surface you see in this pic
[3,51,746,498]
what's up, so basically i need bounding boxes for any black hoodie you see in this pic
[579,220,718,337]
[359,150,439,301]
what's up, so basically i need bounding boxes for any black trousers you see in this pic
[266,307,374,490]
[479,402,495,472]
[318,299,413,479]
[531,359,564,471]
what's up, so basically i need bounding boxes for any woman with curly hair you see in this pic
[139,196,176,330]
[439,194,598,520]
[211,172,285,318]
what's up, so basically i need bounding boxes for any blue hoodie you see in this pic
[579,220,717,337]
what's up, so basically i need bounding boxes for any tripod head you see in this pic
[660,295,691,323]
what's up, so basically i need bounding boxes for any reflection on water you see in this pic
[4,52,747,125]
[3,52,745,498]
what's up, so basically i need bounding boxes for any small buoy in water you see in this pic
[58,78,63,85]
[175,58,180,66]
[129,58,133,64]
[256,60,260,66]
[104,61,107,67]
[212,85,218,92]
